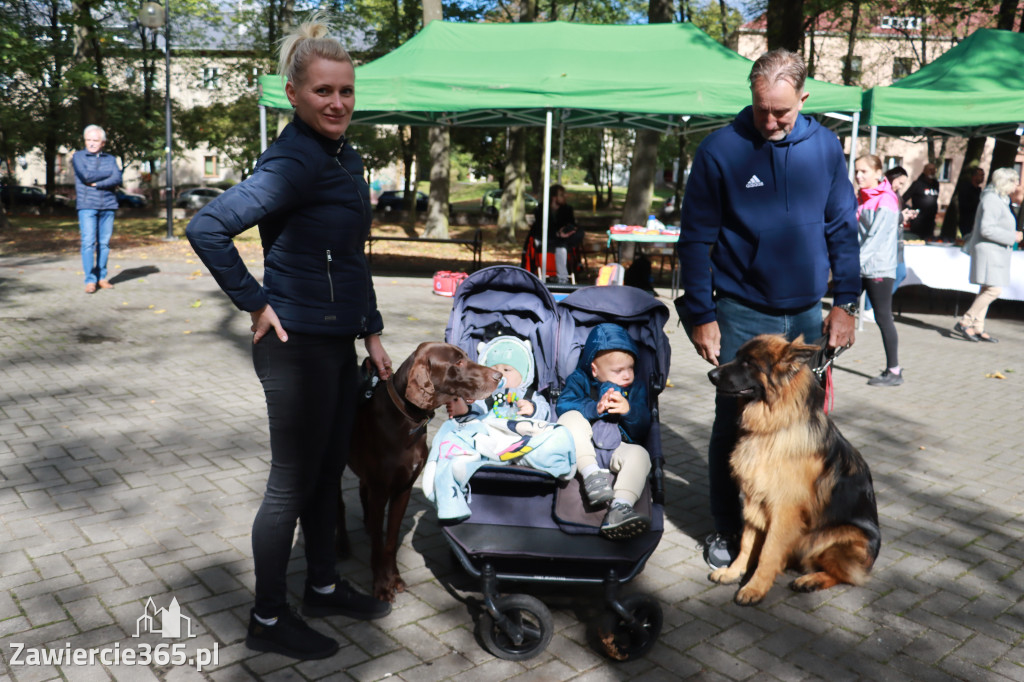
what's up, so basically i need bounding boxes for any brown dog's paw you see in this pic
[790,571,839,593]
[709,566,743,585]
[373,573,407,603]
[734,584,767,606]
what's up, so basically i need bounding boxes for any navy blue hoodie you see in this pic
[677,106,859,326]
[186,116,382,337]
[556,324,650,444]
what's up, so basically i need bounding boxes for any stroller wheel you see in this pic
[477,594,553,661]
[595,594,663,661]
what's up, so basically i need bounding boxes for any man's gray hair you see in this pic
[989,167,1020,197]
[749,49,807,93]
[84,124,106,141]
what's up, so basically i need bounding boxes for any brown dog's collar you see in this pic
[385,378,432,435]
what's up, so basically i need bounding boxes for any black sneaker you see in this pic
[302,577,391,620]
[583,470,615,508]
[703,533,738,570]
[600,501,650,540]
[246,608,339,660]
[867,369,904,387]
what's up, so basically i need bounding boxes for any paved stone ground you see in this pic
[1,249,1023,681]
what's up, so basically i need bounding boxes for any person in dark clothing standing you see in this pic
[187,14,391,661]
[528,184,581,283]
[72,125,122,293]
[904,163,940,241]
[676,49,859,571]
[957,166,986,242]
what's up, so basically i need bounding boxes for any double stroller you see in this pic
[442,265,671,661]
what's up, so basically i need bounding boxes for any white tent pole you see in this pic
[540,109,553,281]
[847,111,860,183]
[556,110,565,184]
[260,106,268,153]
[870,124,878,154]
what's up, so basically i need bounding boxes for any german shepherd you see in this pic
[707,334,880,606]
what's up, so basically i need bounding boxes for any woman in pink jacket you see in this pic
[855,155,903,387]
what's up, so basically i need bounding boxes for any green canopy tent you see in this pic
[862,28,1024,144]
[258,21,864,276]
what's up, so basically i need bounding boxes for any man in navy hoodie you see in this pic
[676,49,860,570]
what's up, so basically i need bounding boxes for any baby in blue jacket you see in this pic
[556,323,652,540]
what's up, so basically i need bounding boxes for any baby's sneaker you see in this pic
[600,502,650,540]
[582,470,614,507]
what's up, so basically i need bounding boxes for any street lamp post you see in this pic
[139,1,175,241]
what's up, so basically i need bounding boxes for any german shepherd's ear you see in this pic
[785,335,821,366]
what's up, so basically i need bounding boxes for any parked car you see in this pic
[175,187,224,210]
[116,190,149,208]
[376,190,427,213]
[1,185,47,208]
[480,188,539,217]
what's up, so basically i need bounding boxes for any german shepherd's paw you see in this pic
[790,572,839,593]
[734,584,768,606]
[709,566,743,584]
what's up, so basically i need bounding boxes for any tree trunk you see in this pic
[423,127,450,238]
[766,0,804,52]
[997,0,1016,30]
[622,129,661,226]
[841,0,861,86]
[940,137,986,239]
[498,127,528,243]
[620,0,674,227]
[990,139,1019,172]
[421,0,448,238]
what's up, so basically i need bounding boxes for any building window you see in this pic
[880,16,922,31]
[246,66,262,87]
[885,156,903,170]
[201,67,220,90]
[842,56,862,84]
[892,57,915,82]
[204,156,218,177]
[938,159,953,182]
[126,66,136,86]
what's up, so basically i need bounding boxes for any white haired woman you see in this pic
[954,167,1024,342]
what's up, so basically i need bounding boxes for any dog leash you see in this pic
[385,378,432,435]
[811,343,847,415]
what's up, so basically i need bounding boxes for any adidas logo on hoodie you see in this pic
[745,175,764,188]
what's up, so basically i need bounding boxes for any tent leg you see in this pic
[847,111,860,183]
[540,110,553,282]
[260,106,268,153]
[557,112,565,184]
[870,125,878,155]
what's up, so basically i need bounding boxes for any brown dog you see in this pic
[707,334,880,606]
[341,342,501,602]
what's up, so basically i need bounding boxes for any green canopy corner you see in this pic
[863,28,1024,137]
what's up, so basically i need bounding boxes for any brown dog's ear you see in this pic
[405,356,436,409]
[786,335,821,366]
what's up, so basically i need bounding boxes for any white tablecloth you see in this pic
[900,244,1024,301]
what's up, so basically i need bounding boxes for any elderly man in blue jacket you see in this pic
[73,125,123,293]
[676,49,860,570]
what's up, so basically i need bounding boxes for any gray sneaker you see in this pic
[583,470,615,507]
[867,369,904,387]
[703,533,738,570]
[600,502,650,540]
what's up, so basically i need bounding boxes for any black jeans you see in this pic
[862,277,899,369]
[251,332,357,618]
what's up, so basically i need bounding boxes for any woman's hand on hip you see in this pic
[364,334,393,381]
[250,304,288,344]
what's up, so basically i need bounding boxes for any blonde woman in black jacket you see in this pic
[187,15,391,660]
